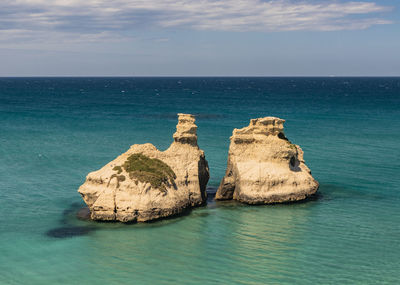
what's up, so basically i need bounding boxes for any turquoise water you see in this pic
[0,77,399,284]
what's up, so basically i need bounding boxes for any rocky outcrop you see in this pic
[215,117,318,204]
[78,114,209,222]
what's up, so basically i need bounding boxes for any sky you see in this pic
[0,0,399,76]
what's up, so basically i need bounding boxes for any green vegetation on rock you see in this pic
[113,166,122,174]
[121,153,176,192]
[287,142,297,150]
[108,174,126,188]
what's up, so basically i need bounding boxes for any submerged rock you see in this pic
[215,117,318,204]
[78,114,209,222]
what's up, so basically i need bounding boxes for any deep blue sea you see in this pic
[0,77,399,284]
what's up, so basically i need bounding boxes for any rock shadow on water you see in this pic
[214,190,322,209]
[204,186,222,211]
[59,202,87,224]
[49,201,204,236]
[212,182,380,209]
[46,226,95,239]
[43,185,327,239]
[46,202,96,239]
[206,186,217,202]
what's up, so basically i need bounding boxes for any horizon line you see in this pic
[1,75,400,78]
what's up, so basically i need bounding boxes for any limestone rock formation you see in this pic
[215,117,318,204]
[78,114,209,222]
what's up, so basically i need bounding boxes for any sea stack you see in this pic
[215,117,318,204]
[78,114,209,222]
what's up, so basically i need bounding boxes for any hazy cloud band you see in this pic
[0,0,393,42]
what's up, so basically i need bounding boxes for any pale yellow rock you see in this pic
[78,114,209,222]
[215,117,318,204]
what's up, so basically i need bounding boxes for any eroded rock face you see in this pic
[78,114,209,222]
[215,117,318,204]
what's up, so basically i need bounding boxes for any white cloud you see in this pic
[0,0,393,43]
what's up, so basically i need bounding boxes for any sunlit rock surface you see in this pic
[216,117,318,204]
[78,114,209,222]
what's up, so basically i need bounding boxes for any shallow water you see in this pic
[0,77,399,284]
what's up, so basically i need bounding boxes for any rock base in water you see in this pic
[216,117,319,204]
[78,114,209,222]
